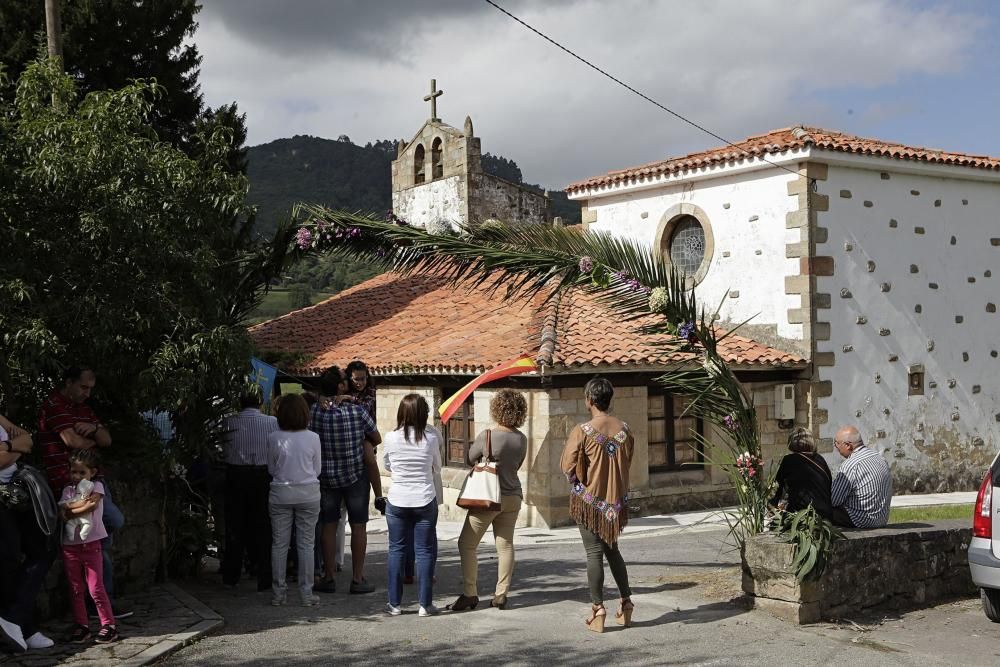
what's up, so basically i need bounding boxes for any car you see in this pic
[969,450,1000,622]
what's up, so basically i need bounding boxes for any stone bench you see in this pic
[741,519,975,623]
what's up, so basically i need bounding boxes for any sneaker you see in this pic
[385,603,402,616]
[271,592,287,606]
[302,594,321,606]
[418,605,439,617]
[25,631,55,649]
[350,579,375,595]
[95,625,119,644]
[68,625,92,644]
[314,578,337,594]
[0,616,26,653]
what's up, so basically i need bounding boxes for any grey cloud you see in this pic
[199,0,568,60]
[195,0,985,187]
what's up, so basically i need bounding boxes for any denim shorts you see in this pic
[320,477,370,525]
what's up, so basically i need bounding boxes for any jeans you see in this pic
[63,542,114,628]
[101,490,125,599]
[269,487,320,600]
[222,465,272,589]
[578,524,631,605]
[386,500,437,608]
[0,506,56,638]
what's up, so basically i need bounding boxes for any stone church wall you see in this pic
[469,173,548,226]
[391,175,465,229]
[815,162,1000,490]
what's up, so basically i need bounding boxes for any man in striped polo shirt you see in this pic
[221,390,278,591]
[37,366,133,620]
[830,425,893,528]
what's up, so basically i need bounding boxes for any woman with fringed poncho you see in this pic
[559,377,635,633]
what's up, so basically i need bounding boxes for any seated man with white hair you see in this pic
[830,425,893,528]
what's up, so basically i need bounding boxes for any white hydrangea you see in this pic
[647,287,669,313]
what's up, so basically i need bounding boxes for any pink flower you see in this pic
[295,227,313,249]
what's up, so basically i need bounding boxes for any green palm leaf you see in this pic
[292,205,774,549]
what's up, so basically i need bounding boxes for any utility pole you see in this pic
[45,0,63,67]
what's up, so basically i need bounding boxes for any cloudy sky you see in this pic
[195,0,998,189]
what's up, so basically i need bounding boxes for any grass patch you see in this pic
[888,503,973,524]
[247,288,334,325]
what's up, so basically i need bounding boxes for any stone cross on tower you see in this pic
[424,79,443,122]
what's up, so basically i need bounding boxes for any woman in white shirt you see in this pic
[382,394,442,617]
[267,394,322,607]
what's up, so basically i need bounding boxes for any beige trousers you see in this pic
[458,494,522,597]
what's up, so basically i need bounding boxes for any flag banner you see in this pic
[439,354,538,424]
[250,357,278,407]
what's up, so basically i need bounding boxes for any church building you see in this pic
[253,90,807,527]
[390,80,549,230]
[254,106,999,528]
[567,126,1000,492]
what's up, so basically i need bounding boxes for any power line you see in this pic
[482,0,803,179]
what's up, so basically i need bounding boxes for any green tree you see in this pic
[0,0,249,173]
[2,0,199,144]
[289,283,312,310]
[0,61,291,453]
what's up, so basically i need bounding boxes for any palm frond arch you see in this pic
[293,206,769,545]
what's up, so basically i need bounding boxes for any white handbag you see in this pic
[456,430,502,512]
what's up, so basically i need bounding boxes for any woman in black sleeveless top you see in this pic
[770,427,833,519]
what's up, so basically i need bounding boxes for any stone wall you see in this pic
[469,173,548,226]
[742,519,975,623]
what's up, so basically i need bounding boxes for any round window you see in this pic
[668,216,706,277]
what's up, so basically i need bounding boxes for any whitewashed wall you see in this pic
[391,175,464,228]
[585,168,803,342]
[817,163,1000,490]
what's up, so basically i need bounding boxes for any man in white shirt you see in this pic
[221,391,278,591]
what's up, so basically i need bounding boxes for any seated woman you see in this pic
[770,427,833,519]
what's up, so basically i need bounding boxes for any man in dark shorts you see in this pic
[310,366,382,594]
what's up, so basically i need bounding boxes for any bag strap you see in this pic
[485,429,494,461]
[797,452,831,481]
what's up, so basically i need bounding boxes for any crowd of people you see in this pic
[1,366,132,654]
[220,366,636,628]
[1,356,897,655]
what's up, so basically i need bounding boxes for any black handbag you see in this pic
[0,475,31,510]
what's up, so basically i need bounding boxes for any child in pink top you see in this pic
[60,449,118,644]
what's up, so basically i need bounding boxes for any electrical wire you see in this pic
[482,0,803,179]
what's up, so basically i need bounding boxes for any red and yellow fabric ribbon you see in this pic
[438,354,538,424]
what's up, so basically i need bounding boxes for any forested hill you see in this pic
[246,135,395,237]
[245,134,582,238]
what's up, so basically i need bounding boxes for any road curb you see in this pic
[118,583,223,666]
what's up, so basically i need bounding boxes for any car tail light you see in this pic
[974,470,993,538]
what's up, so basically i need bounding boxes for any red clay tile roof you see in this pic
[565,125,1000,194]
[249,273,806,376]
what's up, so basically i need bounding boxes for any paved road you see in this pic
[165,525,1000,666]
